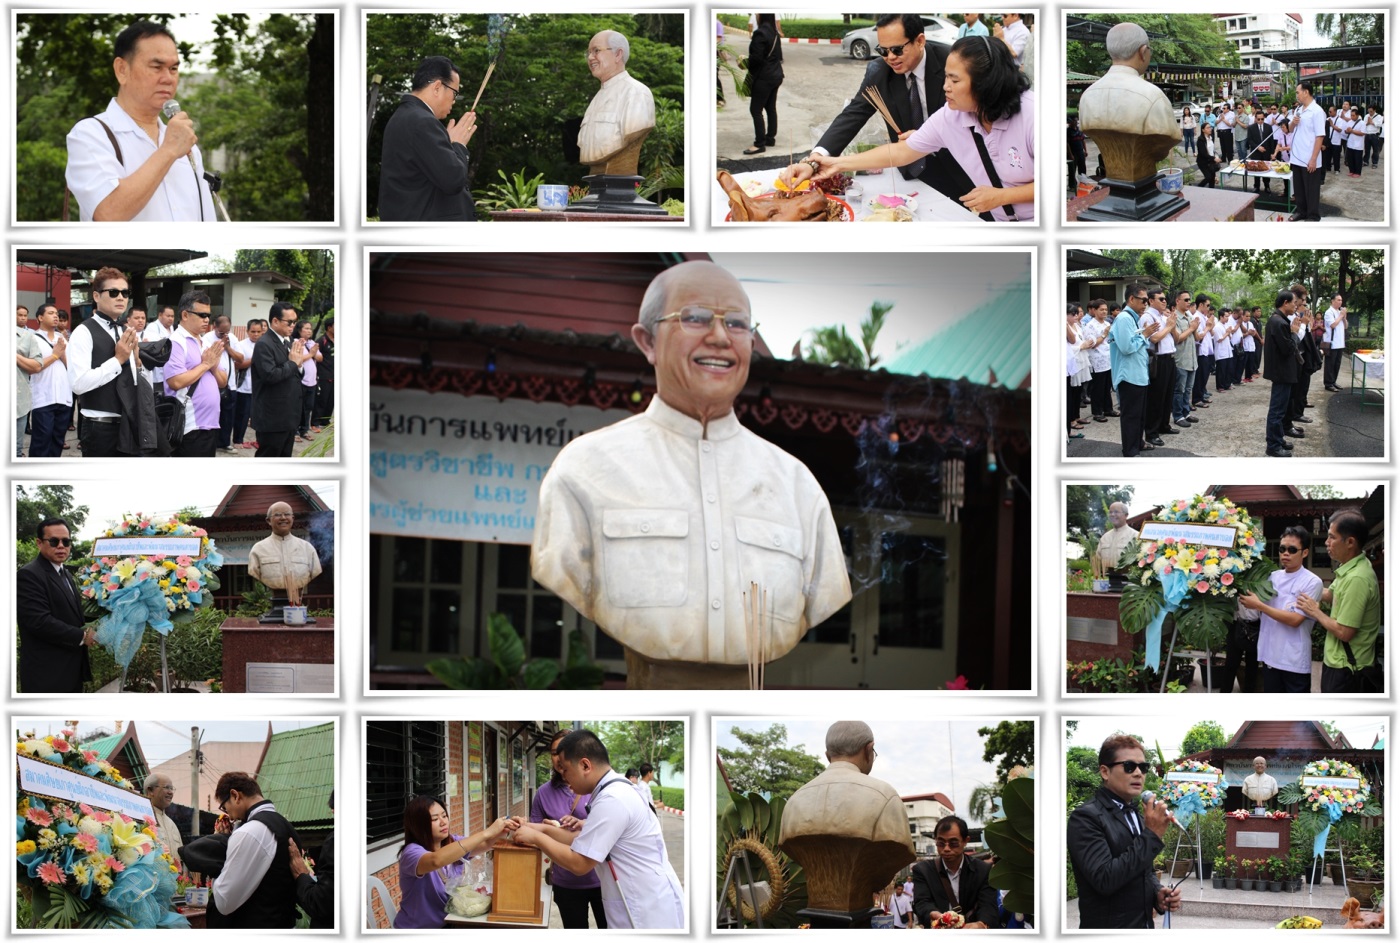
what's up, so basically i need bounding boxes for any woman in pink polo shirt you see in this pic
[784,34,1034,221]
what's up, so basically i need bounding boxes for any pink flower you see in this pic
[82,752,96,764]
[1245,537,1256,546]
[945,675,970,690]
[26,807,53,827]
[1162,565,1173,574]
[1195,549,1207,560]
[1146,554,1155,563]
[150,554,165,562]
[144,815,157,828]
[1191,564,1203,573]
[176,555,193,566]
[193,528,207,537]
[80,803,94,815]
[1221,573,1234,585]
[37,861,66,885]
[61,729,75,739]
[100,558,111,566]
[105,856,124,873]
[1196,580,1210,593]
[119,814,132,824]
[187,580,201,591]
[75,833,99,853]
[51,739,69,752]
[91,810,111,823]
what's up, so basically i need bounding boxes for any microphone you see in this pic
[161,100,231,221]
[1140,791,1181,829]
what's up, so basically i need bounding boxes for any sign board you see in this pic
[370,388,633,543]
[1138,520,1237,549]
[1253,80,1272,92]
[1302,776,1362,790]
[1166,770,1222,784]
[1067,616,1119,646]
[92,535,203,557]
[245,662,335,694]
[1236,831,1281,849]
[17,755,154,822]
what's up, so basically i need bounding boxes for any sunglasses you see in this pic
[933,838,963,849]
[1110,760,1152,774]
[99,288,132,299]
[1279,545,1304,554]
[875,42,914,57]
[43,537,72,548]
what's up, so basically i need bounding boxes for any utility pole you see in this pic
[190,726,201,838]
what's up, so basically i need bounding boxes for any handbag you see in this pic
[1341,640,1384,694]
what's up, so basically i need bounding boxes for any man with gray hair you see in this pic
[532,260,850,689]
[1098,502,1138,571]
[778,721,915,923]
[143,773,184,859]
[577,30,655,176]
[248,501,323,615]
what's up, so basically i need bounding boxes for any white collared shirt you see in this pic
[1323,304,1346,348]
[67,314,132,419]
[210,801,280,915]
[572,770,684,929]
[65,98,217,222]
[28,329,73,410]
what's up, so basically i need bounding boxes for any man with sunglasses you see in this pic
[17,517,97,693]
[1240,525,1323,693]
[67,266,142,457]
[163,290,226,457]
[532,261,850,689]
[1067,735,1180,928]
[251,302,310,457]
[911,815,1000,928]
[378,55,478,222]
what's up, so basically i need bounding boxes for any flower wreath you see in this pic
[1298,759,1370,814]
[76,515,223,669]
[1158,760,1224,807]
[1119,495,1276,670]
[15,728,130,790]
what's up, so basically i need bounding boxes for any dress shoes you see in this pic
[1161,427,1180,435]
[1285,427,1305,438]
[1148,436,1165,446]
[1104,410,1121,417]
[1281,439,1294,450]
[1176,418,1193,428]
[1267,447,1293,457]
[1296,416,1313,423]
[1186,416,1199,423]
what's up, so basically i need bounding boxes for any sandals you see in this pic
[1068,432,1085,439]
[743,146,766,155]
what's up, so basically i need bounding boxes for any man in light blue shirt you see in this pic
[957,14,988,38]
[1107,283,1151,457]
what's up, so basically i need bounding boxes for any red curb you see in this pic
[781,37,842,44]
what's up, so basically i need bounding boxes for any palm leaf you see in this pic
[1118,581,1164,635]
[1175,596,1235,652]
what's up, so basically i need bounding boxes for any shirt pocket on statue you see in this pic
[733,516,804,625]
[601,508,690,608]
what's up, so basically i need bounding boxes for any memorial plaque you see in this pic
[1067,616,1119,645]
[245,662,335,694]
[1236,832,1280,849]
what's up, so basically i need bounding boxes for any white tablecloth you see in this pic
[712,167,980,223]
[1352,351,1386,380]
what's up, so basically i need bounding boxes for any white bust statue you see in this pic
[1241,756,1279,807]
[578,30,656,176]
[1078,22,1181,181]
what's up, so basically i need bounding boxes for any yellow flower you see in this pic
[158,579,170,589]
[163,560,179,570]
[113,559,137,582]
[16,840,36,855]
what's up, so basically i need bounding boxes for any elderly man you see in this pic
[1298,509,1382,693]
[1241,756,1279,809]
[780,721,914,922]
[378,56,478,221]
[248,502,323,618]
[578,31,655,176]
[532,261,850,689]
[65,20,216,222]
[144,774,185,858]
[1098,502,1138,572]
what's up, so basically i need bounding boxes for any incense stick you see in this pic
[861,87,902,135]
[469,61,496,113]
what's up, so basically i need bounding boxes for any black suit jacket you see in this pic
[251,332,304,434]
[1066,786,1163,929]
[911,854,1001,928]
[16,557,91,693]
[295,833,334,929]
[378,95,475,221]
[1262,311,1300,384]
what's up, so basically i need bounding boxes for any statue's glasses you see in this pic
[655,306,755,338]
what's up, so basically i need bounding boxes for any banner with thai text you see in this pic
[370,389,632,543]
[17,755,156,821]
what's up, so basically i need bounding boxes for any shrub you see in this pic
[651,785,684,810]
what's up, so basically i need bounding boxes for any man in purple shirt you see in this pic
[529,730,606,928]
[163,289,227,457]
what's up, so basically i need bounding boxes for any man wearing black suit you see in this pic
[378,56,479,221]
[805,14,976,206]
[251,302,310,458]
[1263,290,1301,458]
[911,816,1001,928]
[17,518,95,693]
[1067,735,1179,928]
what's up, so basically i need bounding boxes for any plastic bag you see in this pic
[448,885,492,918]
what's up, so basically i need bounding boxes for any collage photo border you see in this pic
[2,2,1395,938]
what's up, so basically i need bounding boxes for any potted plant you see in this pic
[1238,858,1257,891]
[1212,855,1227,889]
[1348,850,1384,908]
[1266,855,1286,892]
[1222,854,1239,889]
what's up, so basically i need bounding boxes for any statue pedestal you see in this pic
[1076,173,1186,222]
[795,907,882,929]
[565,174,669,216]
[1225,815,1291,860]
[220,618,335,693]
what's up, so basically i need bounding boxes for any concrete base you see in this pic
[1066,881,1362,929]
[795,907,882,929]
[624,647,749,689]
[565,174,669,215]
[220,617,335,693]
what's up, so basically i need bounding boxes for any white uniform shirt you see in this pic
[231,335,257,394]
[532,396,851,664]
[68,315,137,419]
[1323,304,1347,349]
[572,771,684,929]
[16,326,41,420]
[1193,312,1213,357]
[1001,19,1030,66]
[1212,319,1232,360]
[28,330,73,409]
[202,329,234,382]
[1256,566,1324,676]
[1346,114,1366,150]
[210,801,280,915]
[890,890,914,921]
[1290,100,1326,168]
[578,71,655,166]
[1241,320,1256,353]
[65,98,217,223]
[1142,308,1174,355]
[1082,317,1111,373]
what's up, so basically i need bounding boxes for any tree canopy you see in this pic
[1067,15,1238,76]
[364,13,684,218]
[1066,484,1134,543]
[978,720,1035,782]
[231,249,337,321]
[16,485,89,542]
[15,13,333,222]
[588,720,685,782]
[1314,13,1384,47]
[803,301,895,369]
[1178,720,1229,758]
[716,724,825,801]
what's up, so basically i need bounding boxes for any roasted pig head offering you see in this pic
[718,170,833,221]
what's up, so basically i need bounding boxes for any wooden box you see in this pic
[486,842,544,924]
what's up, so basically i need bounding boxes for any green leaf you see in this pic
[766,796,786,846]
[557,665,605,689]
[520,659,560,689]
[425,656,501,689]
[751,792,771,838]
[564,629,592,671]
[1175,596,1235,651]
[1119,581,1164,635]
[486,612,526,678]
[738,794,755,832]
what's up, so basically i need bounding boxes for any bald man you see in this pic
[247,502,322,609]
[578,30,655,176]
[1098,503,1139,570]
[144,773,185,859]
[531,261,851,689]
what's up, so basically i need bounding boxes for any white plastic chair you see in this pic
[366,875,398,929]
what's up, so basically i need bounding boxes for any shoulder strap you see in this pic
[968,128,1018,221]
[88,116,124,164]
[936,865,962,914]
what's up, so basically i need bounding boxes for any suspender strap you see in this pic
[968,127,1018,221]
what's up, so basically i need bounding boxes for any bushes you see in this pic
[650,785,685,810]
[81,607,226,693]
[777,18,873,39]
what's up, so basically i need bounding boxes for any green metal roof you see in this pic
[81,734,123,758]
[258,723,335,829]
[883,277,1032,388]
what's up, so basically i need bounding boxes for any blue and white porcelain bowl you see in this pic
[537,184,569,210]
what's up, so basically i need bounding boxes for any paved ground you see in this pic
[18,420,329,458]
[544,808,685,929]
[1064,880,1369,930]
[1065,368,1384,459]
[1068,134,1386,222]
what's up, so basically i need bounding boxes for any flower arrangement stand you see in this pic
[1157,629,1213,693]
[1166,814,1207,892]
[1308,843,1347,904]
[119,637,171,693]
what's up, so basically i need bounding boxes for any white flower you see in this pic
[117,845,141,866]
[1202,563,1221,579]
[78,818,105,836]
[27,740,55,758]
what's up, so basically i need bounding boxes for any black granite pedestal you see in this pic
[1077,173,1186,222]
[795,907,882,929]
[565,174,669,215]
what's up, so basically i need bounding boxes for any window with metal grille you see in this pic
[367,721,448,843]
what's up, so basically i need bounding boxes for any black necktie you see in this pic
[906,73,926,178]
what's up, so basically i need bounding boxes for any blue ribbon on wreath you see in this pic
[99,848,190,929]
[1312,798,1345,858]
[1144,567,1191,672]
[1172,790,1207,827]
[93,579,176,669]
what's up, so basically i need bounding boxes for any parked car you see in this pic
[841,15,959,59]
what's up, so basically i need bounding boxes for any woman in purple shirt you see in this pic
[393,795,517,929]
[785,35,1034,221]
[529,730,606,928]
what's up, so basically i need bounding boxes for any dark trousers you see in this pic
[1232,350,1245,384]
[1345,146,1363,174]
[1323,347,1344,388]
[1089,369,1113,417]
[78,417,129,457]
[298,384,317,436]
[1289,369,1313,423]
[1215,354,1233,391]
[1218,619,1259,692]
[1245,348,1260,379]
[1266,378,1293,452]
[1260,662,1311,693]
[1328,141,1343,172]
[552,885,607,929]
[173,428,217,458]
[748,79,781,146]
[232,391,253,445]
[1320,664,1360,694]
[1292,164,1322,220]
[1144,355,1173,436]
[257,429,296,458]
[217,395,234,449]
[1366,135,1383,166]
[1066,376,1081,431]
[28,402,70,458]
[1117,381,1147,457]
[1218,129,1234,160]
[1193,353,1214,404]
[315,381,334,425]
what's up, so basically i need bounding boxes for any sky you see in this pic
[19,482,338,542]
[13,718,321,766]
[1065,716,1386,762]
[715,717,1029,827]
[710,251,1029,369]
